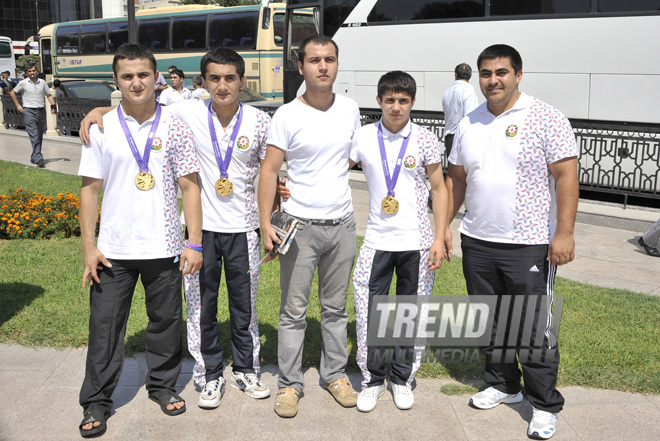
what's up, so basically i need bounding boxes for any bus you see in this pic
[282,0,660,198]
[0,37,16,78]
[282,0,660,127]
[37,2,312,100]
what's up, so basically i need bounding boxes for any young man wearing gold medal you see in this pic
[80,48,273,409]
[77,44,203,437]
[349,71,448,412]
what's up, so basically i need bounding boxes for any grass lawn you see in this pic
[2,160,660,394]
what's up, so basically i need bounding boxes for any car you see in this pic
[238,87,282,109]
[50,80,117,99]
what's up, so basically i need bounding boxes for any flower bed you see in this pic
[0,189,97,239]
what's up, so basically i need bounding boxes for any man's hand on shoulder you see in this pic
[79,107,112,145]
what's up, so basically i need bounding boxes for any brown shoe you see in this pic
[274,387,299,418]
[324,377,357,407]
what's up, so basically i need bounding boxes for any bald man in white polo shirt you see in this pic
[446,44,578,440]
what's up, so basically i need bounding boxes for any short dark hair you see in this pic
[200,48,245,78]
[170,69,184,79]
[298,34,338,66]
[53,79,61,87]
[377,70,416,100]
[455,63,472,80]
[112,43,157,76]
[25,63,37,71]
[192,75,203,87]
[168,65,178,71]
[477,44,523,73]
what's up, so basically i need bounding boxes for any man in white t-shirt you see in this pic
[80,48,274,409]
[349,71,448,413]
[442,63,479,158]
[77,44,203,438]
[258,34,359,418]
[159,69,192,105]
[446,44,578,440]
[191,75,205,100]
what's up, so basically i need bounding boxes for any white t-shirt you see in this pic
[267,93,360,219]
[350,120,442,251]
[449,93,578,245]
[170,100,269,232]
[13,78,52,108]
[442,80,479,135]
[159,86,192,106]
[78,105,200,259]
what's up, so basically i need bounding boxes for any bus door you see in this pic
[283,2,321,103]
[40,38,53,81]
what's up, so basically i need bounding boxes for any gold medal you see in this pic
[215,177,234,196]
[135,172,155,191]
[381,196,399,215]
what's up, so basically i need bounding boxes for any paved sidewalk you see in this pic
[2,130,660,440]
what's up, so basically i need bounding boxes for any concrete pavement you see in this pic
[1,129,660,440]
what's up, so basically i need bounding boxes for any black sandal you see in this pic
[79,409,108,438]
[149,392,186,416]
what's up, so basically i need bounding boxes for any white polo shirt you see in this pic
[350,120,442,251]
[268,93,360,220]
[449,92,578,245]
[13,77,52,108]
[170,100,270,232]
[79,106,200,259]
[159,86,192,106]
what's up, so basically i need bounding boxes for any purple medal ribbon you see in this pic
[117,104,162,173]
[208,102,243,178]
[377,121,411,197]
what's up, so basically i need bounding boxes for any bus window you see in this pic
[138,19,171,52]
[81,23,107,54]
[41,38,52,75]
[274,12,317,47]
[367,0,485,22]
[108,22,128,52]
[0,40,11,58]
[598,0,660,12]
[56,26,80,55]
[323,0,360,37]
[209,12,259,50]
[491,0,590,15]
[172,15,207,50]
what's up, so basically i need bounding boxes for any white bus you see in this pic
[282,0,660,127]
[0,36,17,77]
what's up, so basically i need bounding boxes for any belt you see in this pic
[293,213,351,226]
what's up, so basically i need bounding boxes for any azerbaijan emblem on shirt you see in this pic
[505,125,518,138]
[237,136,250,150]
[151,137,163,152]
[403,155,417,169]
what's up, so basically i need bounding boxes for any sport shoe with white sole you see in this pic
[392,383,414,410]
[231,371,271,399]
[469,386,523,409]
[528,407,557,439]
[356,384,386,412]
[198,378,226,409]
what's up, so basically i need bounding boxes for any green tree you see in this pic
[17,55,40,74]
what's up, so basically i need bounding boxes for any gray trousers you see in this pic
[642,218,660,249]
[23,107,46,163]
[277,214,356,392]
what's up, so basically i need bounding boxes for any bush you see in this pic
[0,188,96,239]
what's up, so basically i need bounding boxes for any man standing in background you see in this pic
[442,63,478,158]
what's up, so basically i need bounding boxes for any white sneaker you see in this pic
[469,386,523,409]
[391,383,414,410]
[231,371,271,399]
[356,384,386,413]
[198,378,226,409]
[528,406,557,439]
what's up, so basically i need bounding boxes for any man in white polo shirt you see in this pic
[9,63,57,168]
[159,69,191,106]
[446,44,578,440]
[258,34,359,418]
[350,71,448,413]
[442,63,478,159]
